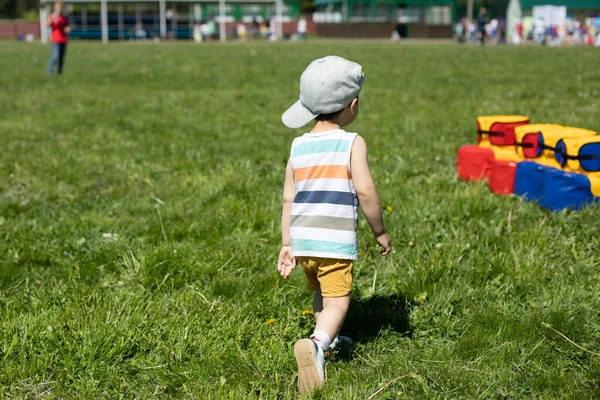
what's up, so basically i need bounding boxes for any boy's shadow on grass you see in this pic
[332,293,413,359]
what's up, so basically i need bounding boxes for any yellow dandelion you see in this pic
[302,310,314,316]
[417,294,427,303]
[386,205,393,212]
[265,319,276,326]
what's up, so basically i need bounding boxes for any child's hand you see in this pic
[376,233,391,256]
[277,245,297,279]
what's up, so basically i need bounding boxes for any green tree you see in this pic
[300,0,315,15]
[455,0,510,19]
[0,0,39,19]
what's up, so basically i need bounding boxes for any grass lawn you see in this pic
[1,39,600,398]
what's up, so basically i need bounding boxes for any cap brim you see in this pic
[282,100,318,129]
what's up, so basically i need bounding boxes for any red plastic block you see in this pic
[457,145,495,182]
[489,159,518,195]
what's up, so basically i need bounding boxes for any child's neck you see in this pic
[310,120,342,134]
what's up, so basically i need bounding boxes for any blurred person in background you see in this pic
[297,16,307,40]
[573,20,582,44]
[566,19,574,45]
[455,18,465,43]
[477,8,487,45]
[134,21,147,40]
[269,19,278,41]
[468,20,476,41]
[498,20,506,44]
[236,23,248,41]
[207,19,216,41]
[513,18,523,45]
[193,20,202,42]
[166,8,174,39]
[582,23,591,45]
[490,18,498,42]
[533,17,545,44]
[588,28,595,46]
[259,21,268,38]
[200,20,210,41]
[251,17,260,39]
[551,25,560,46]
[46,1,70,75]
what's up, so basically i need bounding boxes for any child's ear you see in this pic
[349,97,359,113]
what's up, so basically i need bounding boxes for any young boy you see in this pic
[278,56,391,395]
[46,1,70,75]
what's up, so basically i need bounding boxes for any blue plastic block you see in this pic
[540,170,598,211]
[514,162,557,203]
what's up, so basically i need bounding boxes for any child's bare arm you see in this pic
[281,159,295,246]
[278,160,297,278]
[350,136,391,256]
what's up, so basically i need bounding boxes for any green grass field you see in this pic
[1,40,600,398]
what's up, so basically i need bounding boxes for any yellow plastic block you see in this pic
[543,127,595,155]
[491,146,523,162]
[514,124,563,158]
[589,174,600,197]
[514,124,563,141]
[480,142,521,161]
[515,125,596,167]
[541,127,596,166]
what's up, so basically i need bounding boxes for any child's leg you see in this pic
[295,258,352,394]
[310,258,352,347]
[314,295,350,341]
[295,292,350,395]
[312,288,323,319]
[314,288,354,350]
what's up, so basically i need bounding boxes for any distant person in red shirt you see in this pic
[46,2,71,75]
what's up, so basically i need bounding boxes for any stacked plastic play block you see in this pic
[515,124,565,168]
[457,115,529,186]
[487,145,525,196]
[544,136,600,211]
[514,125,597,207]
[457,115,600,211]
[515,125,595,168]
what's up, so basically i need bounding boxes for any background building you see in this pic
[1,0,455,40]
[510,0,600,41]
[521,0,600,19]
[314,0,455,38]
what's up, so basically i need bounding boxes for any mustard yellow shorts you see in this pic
[296,257,353,298]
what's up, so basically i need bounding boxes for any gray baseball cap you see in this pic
[282,56,365,129]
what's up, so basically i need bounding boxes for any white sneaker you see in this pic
[330,335,354,350]
[294,338,325,395]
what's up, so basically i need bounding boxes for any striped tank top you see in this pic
[289,130,359,260]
